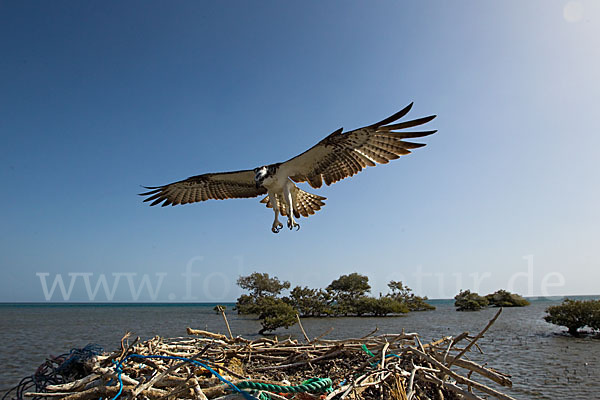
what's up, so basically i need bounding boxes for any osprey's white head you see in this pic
[254,165,279,188]
[253,166,269,188]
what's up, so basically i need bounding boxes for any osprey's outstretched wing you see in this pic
[279,103,436,188]
[139,170,266,207]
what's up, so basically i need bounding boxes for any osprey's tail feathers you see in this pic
[292,188,327,218]
[260,188,326,218]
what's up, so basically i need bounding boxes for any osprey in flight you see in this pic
[140,103,436,233]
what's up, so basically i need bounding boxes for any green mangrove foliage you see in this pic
[454,289,530,311]
[237,272,291,298]
[544,298,600,336]
[388,280,436,311]
[326,273,372,316]
[254,297,298,335]
[486,290,530,307]
[235,272,434,333]
[454,290,489,311]
[354,296,409,316]
[287,286,332,317]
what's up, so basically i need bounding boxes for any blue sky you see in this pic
[1,1,598,302]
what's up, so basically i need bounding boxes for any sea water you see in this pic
[1,298,598,399]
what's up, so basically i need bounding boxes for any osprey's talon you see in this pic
[287,219,299,231]
[272,221,283,233]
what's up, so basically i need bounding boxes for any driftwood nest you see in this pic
[18,309,517,400]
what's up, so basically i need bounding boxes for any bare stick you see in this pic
[217,305,234,340]
[295,313,310,343]
[421,372,484,400]
[411,347,517,400]
[448,308,502,367]
[360,326,380,339]
[380,341,390,370]
[432,353,512,387]
[310,326,334,343]
[45,374,100,392]
[132,345,210,397]
[255,347,343,371]
[187,327,230,342]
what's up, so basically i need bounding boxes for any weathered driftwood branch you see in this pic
[448,307,503,367]
[295,313,310,343]
[410,347,516,400]
[433,353,512,387]
[215,306,234,340]
[44,373,100,392]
